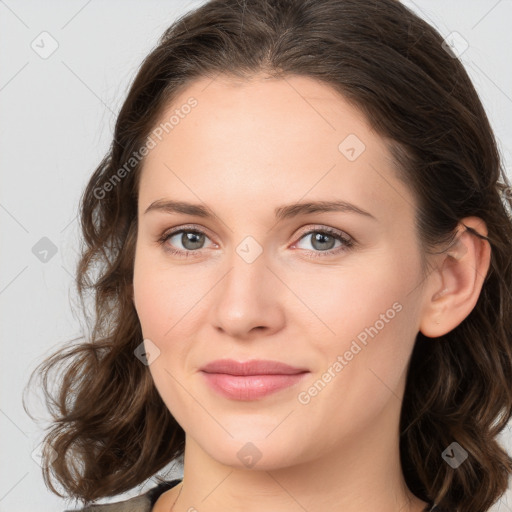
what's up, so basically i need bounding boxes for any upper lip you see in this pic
[200,359,309,376]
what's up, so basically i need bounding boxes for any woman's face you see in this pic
[133,73,429,469]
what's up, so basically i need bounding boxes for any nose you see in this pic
[210,246,286,339]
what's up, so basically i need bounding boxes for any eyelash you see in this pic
[157,224,355,259]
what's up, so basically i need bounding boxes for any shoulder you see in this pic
[63,479,182,512]
[62,493,150,512]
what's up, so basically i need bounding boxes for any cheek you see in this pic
[301,263,403,346]
[133,273,169,339]
[132,262,192,415]
[310,254,420,386]
[133,247,197,339]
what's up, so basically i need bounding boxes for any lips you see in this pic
[200,358,309,376]
[200,359,310,400]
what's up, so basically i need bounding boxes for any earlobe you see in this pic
[419,217,491,338]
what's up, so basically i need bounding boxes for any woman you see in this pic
[24,0,512,511]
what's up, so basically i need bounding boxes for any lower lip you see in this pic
[200,371,309,400]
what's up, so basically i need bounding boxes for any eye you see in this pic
[157,224,355,259]
[292,226,354,258]
[157,225,215,258]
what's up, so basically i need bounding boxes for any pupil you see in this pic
[183,232,204,250]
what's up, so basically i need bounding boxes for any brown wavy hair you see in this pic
[24,0,512,510]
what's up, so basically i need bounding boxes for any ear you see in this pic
[419,217,491,338]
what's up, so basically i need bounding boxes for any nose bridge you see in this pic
[220,238,271,309]
[211,236,283,336]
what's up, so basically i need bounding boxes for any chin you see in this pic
[198,433,304,471]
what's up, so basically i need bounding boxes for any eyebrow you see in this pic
[144,199,377,221]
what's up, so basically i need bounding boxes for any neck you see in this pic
[171,394,428,512]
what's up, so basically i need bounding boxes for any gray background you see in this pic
[1,1,511,511]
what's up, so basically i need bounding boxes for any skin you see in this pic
[132,73,491,512]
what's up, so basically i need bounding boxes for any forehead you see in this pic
[138,74,416,230]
